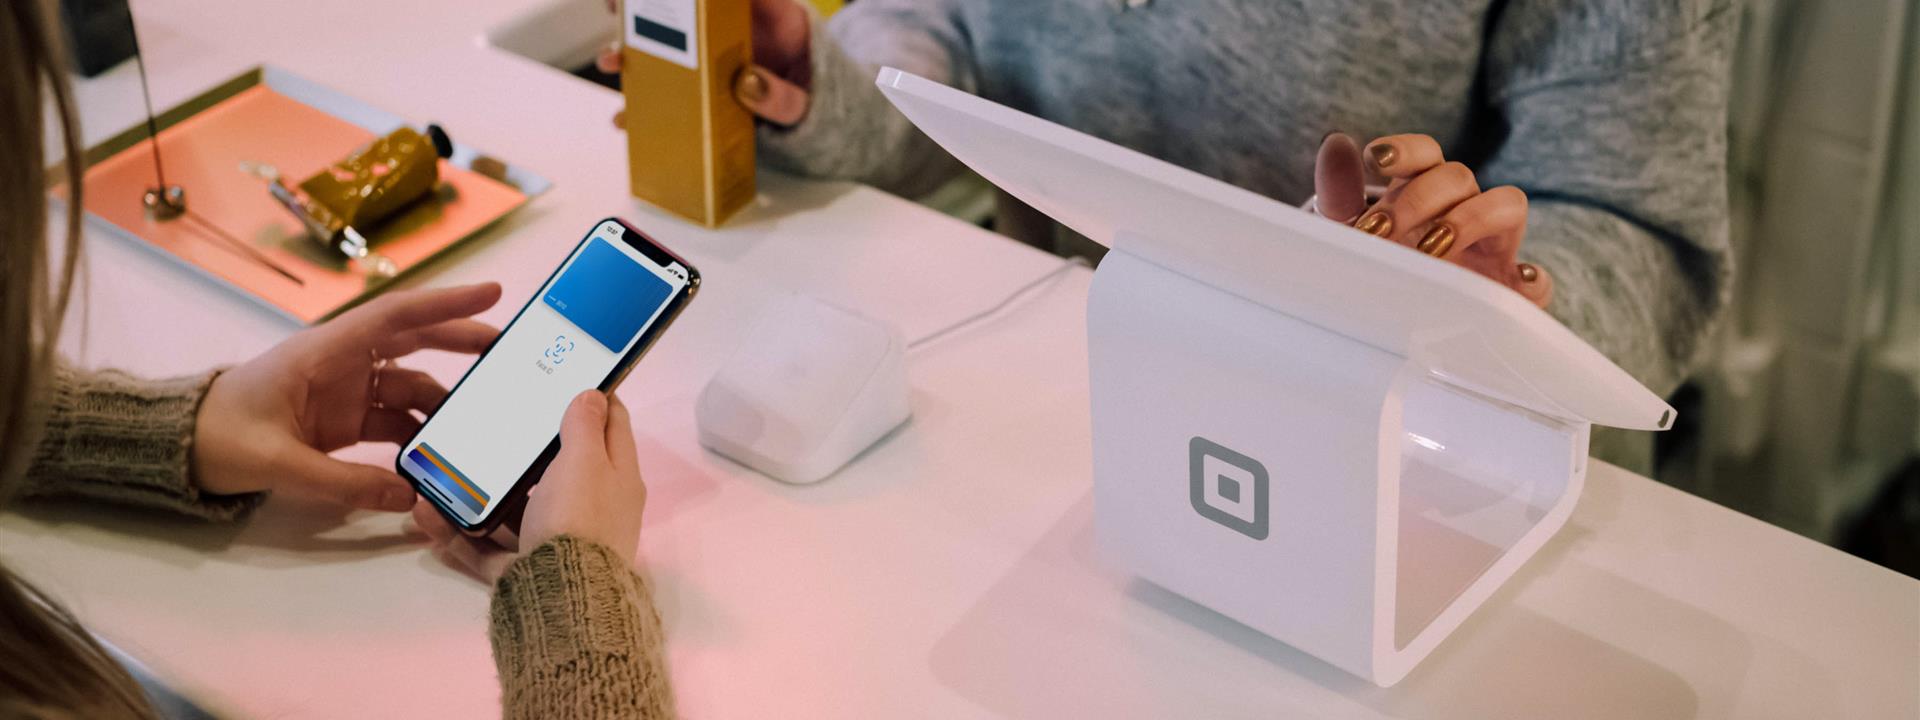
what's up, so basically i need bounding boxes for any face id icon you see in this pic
[543,335,576,365]
[1190,436,1269,540]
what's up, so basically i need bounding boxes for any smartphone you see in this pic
[396,218,699,534]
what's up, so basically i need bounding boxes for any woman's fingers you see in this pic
[1514,262,1553,308]
[378,319,499,359]
[414,494,518,582]
[733,64,810,126]
[1313,132,1367,223]
[1414,185,1553,308]
[558,390,614,466]
[1364,134,1445,179]
[416,318,499,353]
[605,0,810,128]
[1336,131,1551,310]
[750,0,813,77]
[377,283,502,334]
[596,43,622,75]
[361,407,422,444]
[1354,162,1479,245]
[279,444,417,511]
[616,63,811,127]
[433,535,518,583]
[411,502,455,543]
[361,365,445,444]
[334,283,502,343]
[413,499,519,583]
[374,368,451,414]
[604,393,640,474]
[1429,185,1527,265]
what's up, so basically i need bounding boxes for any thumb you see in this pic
[1314,132,1368,224]
[733,65,810,126]
[281,444,417,511]
[559,390,612,464]
[435,534,521,584]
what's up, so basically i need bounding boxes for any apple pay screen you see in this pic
[402,230,687,524]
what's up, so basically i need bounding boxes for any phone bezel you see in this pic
[394,217,700,535]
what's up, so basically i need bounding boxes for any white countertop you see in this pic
[6,0,1916,717]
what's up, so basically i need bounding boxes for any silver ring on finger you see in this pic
[370,349,391,409]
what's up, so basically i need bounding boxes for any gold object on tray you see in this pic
[251,125,459,278]
[298,126,445,232]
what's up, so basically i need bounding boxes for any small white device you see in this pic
[877,67,1672,687]
[696,293,911,485]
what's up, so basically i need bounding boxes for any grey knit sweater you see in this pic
[762,0,1737,457]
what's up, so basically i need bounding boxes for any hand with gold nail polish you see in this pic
[1313,132,1553,309]
[601,0,813,129]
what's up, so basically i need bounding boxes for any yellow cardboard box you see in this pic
[622,0,754,227]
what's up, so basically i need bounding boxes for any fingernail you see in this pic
[1355,211,1393,238]
[1417,225,1455,257]
[1369,143,1397,169]
[1518,263,1540,282]
[737,70,769,103]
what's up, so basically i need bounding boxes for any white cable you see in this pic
[907,256,1092,351]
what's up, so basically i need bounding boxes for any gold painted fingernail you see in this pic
[1416,225,1455,257]
[1518,263,1540,282]
[1355,211,1393,237]
[1369,144,1397,169]
[737,70,769,103]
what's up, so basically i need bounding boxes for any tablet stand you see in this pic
[874,65,1669,687]
[1090,240,1590,686]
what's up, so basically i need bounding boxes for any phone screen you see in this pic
[399,220,691,527]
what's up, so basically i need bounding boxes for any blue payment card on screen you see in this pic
[544,238,673,352]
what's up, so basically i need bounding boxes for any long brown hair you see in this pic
[0,0,82,486]
[0,1,157,718]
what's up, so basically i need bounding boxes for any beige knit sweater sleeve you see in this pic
[489,535,677,719]
[17,362,264,520]
[18,364,677,719]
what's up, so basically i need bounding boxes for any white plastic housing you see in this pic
[696,294,911,485]
[876,67,1671,686]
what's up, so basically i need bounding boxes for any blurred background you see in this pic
[1664,0,1918,577]
[57,0,1919,575]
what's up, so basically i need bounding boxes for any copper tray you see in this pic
[62,66,552,324]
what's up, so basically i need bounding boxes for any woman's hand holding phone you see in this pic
[190,283,504,511]
[413,390,650,582]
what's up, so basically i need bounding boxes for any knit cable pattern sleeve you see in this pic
[490,535,675,720]
[18,362,264,521]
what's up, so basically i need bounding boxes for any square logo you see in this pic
[1190,436,1269,540]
